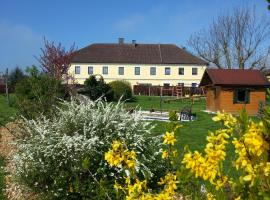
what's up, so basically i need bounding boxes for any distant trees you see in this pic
[188,7,270,69]
[267,0,270,10]
[36,38,76,81]
[8,66,26,88]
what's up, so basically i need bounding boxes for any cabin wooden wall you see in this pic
[206,87,266,115]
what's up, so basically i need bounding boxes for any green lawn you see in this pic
[0,94,18,125]
[125,95,206,112]
[126,95,238,178]
[0,157,6,200]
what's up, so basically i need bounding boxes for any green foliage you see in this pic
[0,94,18,125]
[8,66,26,88]
[15,65,66,119]
[169,110,179,121]
[14,99,166,199]
[82,75,113,101]
[0,157,6,200]
[109,80,133,101]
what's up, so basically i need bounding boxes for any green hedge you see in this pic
[109,80,133,101]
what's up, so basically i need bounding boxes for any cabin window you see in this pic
[150,67,156,75]
[135,67,140,75]
[179,68,184,75]
[103,66,108,75]
[118,67,124,75]
[88,66,93,74]
[75,66,80,74]
[192,68,198,75]
[233,89,250,104]
[165,67,171,75]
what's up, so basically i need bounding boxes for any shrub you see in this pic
[109,80,133,101]
[106,110,270,200]
[14,99,166,199]
[81,75,113,101]
[15,66,66,119]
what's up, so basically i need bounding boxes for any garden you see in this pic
[0,39,269,200]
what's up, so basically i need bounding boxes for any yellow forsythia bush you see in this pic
[105,109,270,200]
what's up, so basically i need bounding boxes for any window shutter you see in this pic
[233,90,238,104]
[245,89,250,104]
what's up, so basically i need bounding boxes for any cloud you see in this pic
[0,20,43,71]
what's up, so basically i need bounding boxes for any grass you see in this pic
[0,94,18,125]
[125,95,206,112]
[0,157,6,200]
[126,95,239,178]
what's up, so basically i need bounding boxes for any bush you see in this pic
[14,99,166,199]
[81,75,113,101]
[15,66,66,119]
[109,80,133,101]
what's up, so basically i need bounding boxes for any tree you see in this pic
[268,0,270,10]
[8,66,26,88]
[80,75,113,101]
[36,38,76,81]
[188,7,270,69]
[15,65,66,119]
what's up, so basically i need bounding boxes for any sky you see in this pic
[0,0,269,72]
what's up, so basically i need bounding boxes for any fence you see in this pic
[133,85,204,96]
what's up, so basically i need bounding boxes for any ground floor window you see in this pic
[233,89,250,104]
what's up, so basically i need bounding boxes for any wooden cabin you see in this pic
[200,69,270,115]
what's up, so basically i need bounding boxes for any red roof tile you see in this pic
[72,43,207,65]
[200,69,270,87]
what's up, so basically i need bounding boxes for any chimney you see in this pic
[132,40,136,45]
[118,38,124,44]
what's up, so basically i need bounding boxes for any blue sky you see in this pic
[0,0,269,71]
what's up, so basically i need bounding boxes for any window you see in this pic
[135,67,140,75]
[192,68,198,75]
[75,66,80,74]
[165,67,171,75]
[150,67,156,75]
[118,67,124,75]
[103,66,108,75]
[233,89,250,104]
[88,66,93,75]
[179,68,184,75]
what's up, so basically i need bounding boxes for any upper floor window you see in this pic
[150,67,156,75]
[103,66,108,75]
[135,67,140,75]
[119,67,124,75]
[179,68,184,75]
[75,66,80,74]
[192,68,198,75]
[88,66,93,75]
[165,67,171,75]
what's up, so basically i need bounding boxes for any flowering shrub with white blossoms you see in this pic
[13,98,166,199]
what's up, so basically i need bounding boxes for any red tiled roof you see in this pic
[72,43,207,65]
[200,69,270,87]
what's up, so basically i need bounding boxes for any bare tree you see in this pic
[36,38,76,80]
[188,7,270,69]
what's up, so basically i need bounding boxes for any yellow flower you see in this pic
[112,140,122,151]
[162,150,169,159]
[163,132,177,146]
[206,192,216,200]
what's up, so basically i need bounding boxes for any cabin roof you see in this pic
[200,69,270,87]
